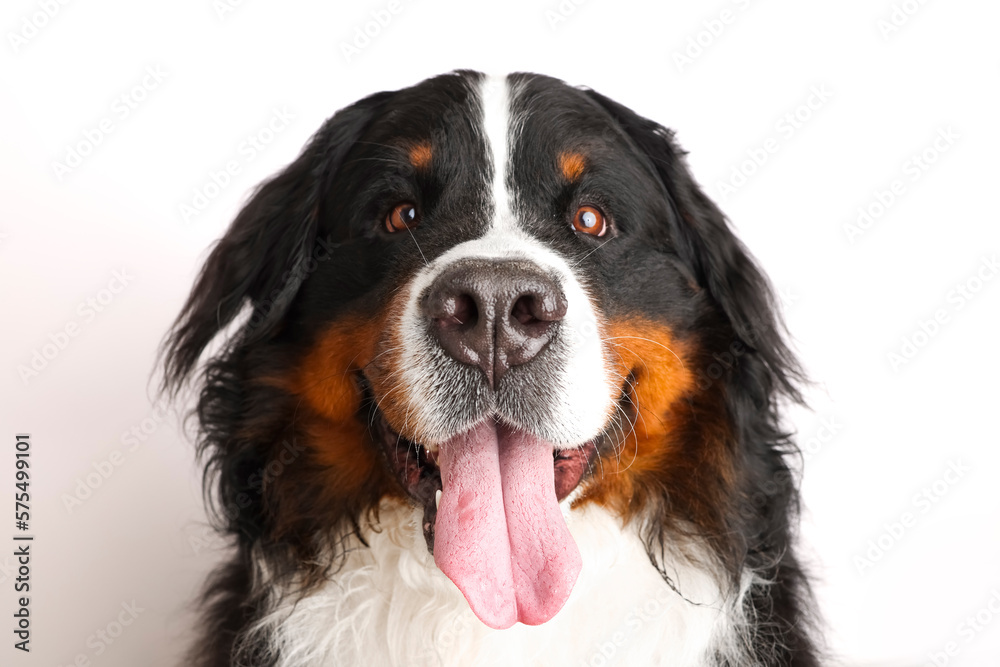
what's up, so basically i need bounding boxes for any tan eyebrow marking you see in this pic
[559,151,586,182]
[408,142,433,170]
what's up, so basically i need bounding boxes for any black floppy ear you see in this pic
[583,89,802,399]
[162,93,387,390]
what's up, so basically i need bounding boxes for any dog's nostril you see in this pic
[512,292,567,326]
[426,287,479,326]
[511,295,539,327]
[454,294,478,326]
[436,293,478,329]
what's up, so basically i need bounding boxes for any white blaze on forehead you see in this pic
[480,74,515,232]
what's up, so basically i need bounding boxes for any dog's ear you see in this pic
[162,93,388,391]
[583,89,803,399]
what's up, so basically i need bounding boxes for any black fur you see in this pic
[163,70,820,666]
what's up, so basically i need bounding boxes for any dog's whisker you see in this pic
[360,346,401,372]
[570,236,616,268]
[602,335,688,369]
[403,225,428,267]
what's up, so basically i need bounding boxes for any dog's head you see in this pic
[164,71,802,630]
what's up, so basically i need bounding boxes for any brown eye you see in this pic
[386,202,419,233]
[572,206,606,236]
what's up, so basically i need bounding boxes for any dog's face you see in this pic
[166,71,800,637]
[295,72,701,628]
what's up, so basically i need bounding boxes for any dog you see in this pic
[163,70,819,666]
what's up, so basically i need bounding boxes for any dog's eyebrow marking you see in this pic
[559,151,587,182]
[408,141,433,170]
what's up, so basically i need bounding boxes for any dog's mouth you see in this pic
[365,374,623,630]
[373,415,597,545]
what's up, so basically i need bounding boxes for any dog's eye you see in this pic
[386,202,419,233]
[572,206,606,237]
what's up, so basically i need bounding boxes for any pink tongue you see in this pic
[433,420,582,629]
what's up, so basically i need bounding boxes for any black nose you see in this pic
[422,259,567,387]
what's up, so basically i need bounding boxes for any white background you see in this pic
[1,0,998,665]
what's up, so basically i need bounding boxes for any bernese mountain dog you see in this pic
[163,70,819,666]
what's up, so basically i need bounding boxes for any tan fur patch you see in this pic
[559,151,587,182]
[408,142,433,170]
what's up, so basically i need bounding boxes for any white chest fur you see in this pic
[250,503,747,667]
